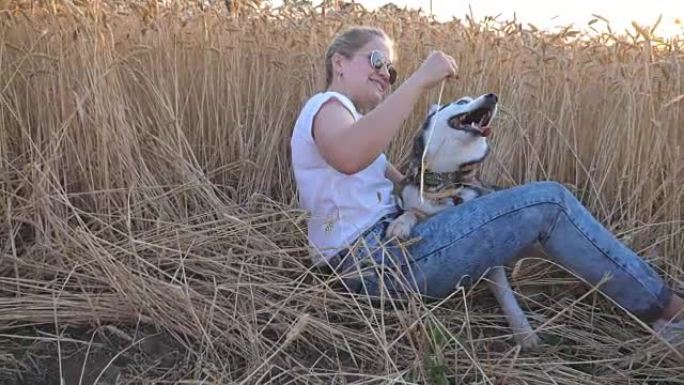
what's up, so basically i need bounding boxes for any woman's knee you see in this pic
[519,181,574,204]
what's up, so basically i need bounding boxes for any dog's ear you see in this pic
[412,130,425,160]
[413,105,439,165]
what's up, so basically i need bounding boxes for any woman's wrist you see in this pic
[401,72,428,93]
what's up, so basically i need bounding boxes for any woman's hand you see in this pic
[409,51,458,90]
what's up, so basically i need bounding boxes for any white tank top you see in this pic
[290,91,397,265]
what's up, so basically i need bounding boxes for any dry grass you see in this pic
[1,1,684,383]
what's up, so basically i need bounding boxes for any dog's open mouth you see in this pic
[447,107,494,137]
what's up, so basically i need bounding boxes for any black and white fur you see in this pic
[387,93,541,350]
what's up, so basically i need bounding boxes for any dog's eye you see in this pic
[456,100,469,105]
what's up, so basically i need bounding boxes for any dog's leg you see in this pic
[387,185,448,240]
[487,266,541,350]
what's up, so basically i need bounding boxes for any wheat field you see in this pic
[1,1,684,384]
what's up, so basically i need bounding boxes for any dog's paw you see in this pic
[386,213,417,240]
[516,331,542,351]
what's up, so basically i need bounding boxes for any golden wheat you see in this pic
[0,1,683,383]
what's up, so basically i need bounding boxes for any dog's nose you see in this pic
[485,93,498,102]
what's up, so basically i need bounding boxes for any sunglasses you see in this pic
[365,50,397,85]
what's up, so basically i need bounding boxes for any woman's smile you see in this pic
[370,76,388,95]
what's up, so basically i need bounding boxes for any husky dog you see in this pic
[387,93,541,350]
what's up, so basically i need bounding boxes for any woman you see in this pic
[289,26,684,345]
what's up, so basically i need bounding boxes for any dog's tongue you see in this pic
[481,126,492,137]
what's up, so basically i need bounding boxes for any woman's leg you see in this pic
[347,181,680,324]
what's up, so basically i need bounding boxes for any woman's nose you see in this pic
[378,64,391,80]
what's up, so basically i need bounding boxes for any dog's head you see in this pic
[413,93,498,173]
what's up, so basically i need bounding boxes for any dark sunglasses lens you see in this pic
[370,51,384,69]
[370,51,397,85]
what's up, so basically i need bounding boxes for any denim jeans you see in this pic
[335,181,672,322]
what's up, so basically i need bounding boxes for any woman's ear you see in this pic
[331,52,346,75]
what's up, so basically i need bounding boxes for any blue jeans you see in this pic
[336,181,672,322]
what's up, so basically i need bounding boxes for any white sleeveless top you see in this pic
[290,91,397,265]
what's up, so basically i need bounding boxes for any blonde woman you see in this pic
[290,26,684,347]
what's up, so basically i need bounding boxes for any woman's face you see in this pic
[334,37,395,111]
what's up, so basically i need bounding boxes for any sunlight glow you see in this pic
[301,0,684,37]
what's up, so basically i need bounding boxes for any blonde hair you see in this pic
[324,26,393,88]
